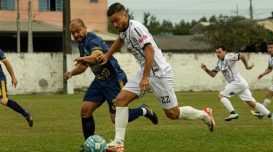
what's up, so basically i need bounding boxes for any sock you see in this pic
[255,102,270,116]
[220,97,235,113]
[115,107,128,142]
[81,116,95,140]
[6,99,29,117]
[263,99,271,108]
[128,107,143,122]
[179,106,205,120]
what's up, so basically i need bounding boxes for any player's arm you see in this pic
[2,58,17,88]
[258,67,272,80]
[74,49,103,65]
[141,44,154,91]
[201,63,217,77]
[64,63,88,80]
[239,53,254,70]
[97,37,124,65]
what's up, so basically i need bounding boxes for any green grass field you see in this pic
[0,91,272,152]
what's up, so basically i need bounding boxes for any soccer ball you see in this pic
[84,135,107,152]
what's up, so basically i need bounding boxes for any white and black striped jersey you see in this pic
[213,53,246,83]
[119,20,172,77]
[267,56,273,68]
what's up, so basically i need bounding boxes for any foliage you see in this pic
[203,16,273,52]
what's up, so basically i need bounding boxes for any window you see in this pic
[0,0,15,10]
[39,0,62,11]
[89,0,98,3]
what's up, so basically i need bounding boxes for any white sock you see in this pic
[263,99,271,108]
[141,107,147,115]
[114,107,128,142]
[179,106,205,120]
[220,97,235,113]
[255,102,270,116]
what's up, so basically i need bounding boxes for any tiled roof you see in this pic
[0,20,62,32]
[153,35,212,52]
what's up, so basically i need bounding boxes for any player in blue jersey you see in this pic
[65,18,158,151]
[0,49,33,127]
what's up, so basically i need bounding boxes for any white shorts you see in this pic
[269,85,273,92]
[122,70,178,109]
[220,81,255,102]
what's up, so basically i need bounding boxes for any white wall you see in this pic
[3,52,272,94]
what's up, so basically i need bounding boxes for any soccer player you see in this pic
[65,18,158,150]
[251,42,273,118]
[0,49,33,127]
[97,3,215,152]
[201,45,273,122]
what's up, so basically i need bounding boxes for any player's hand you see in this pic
[140,77,150,93]
[257,74,263,80]
[74,57,84,66]
[64,71,72,80]
[246,63,254,70]
[201,63,207,70]
[97,53,108,65]
[11,78,18,88]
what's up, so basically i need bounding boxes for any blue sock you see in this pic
[82,116,95,140]
[6,99,29,117]
[128,107,143,122]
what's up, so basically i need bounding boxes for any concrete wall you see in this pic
[3,52,272,94]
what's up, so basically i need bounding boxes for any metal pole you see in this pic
[63,0,72,94]
[16,0,20,53]
[250,0,253,20]
[28,0,33,53]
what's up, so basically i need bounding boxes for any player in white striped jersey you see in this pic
[98,3,215,152]
[201,46,273,122]
[251,42,273,118]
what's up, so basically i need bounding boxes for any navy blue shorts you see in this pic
[83,79,127,114]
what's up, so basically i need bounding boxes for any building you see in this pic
[0,0,115,52]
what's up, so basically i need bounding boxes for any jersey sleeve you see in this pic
[130,26,152,49]
[0,49,6,61]
[224,53,240,61]
[212,60,220,72]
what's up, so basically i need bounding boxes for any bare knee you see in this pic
[164,108,180,120]
[218,94,224,100]
[115,95,128,107]
[246,101,256,108]
[0,98,8,105]
[80,106,92,118]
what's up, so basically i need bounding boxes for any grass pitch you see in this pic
[0,91,272,152]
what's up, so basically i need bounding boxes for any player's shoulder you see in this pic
[128,20,145,30]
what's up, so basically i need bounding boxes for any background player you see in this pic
[201,46,273,122]
[0,49,33,127]
[251,42,273,118]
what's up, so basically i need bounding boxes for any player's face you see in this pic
[109,11,128,32]
[267,44,273,55]
[69,23,87,43]
[215,48,226,60]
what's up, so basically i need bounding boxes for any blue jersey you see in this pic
[0,49,6,80]
[78,32,126,85]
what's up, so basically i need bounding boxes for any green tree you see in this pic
[173,20,191,35]
[143,12,161,35]
[203,16,273,52]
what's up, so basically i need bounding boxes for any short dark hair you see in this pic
[268,42,273,45]
[216,45,227,51]
[107,2,126,17]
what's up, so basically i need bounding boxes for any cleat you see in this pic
[140,104,158,124]
[251,110,264,119]
[25,112,33,127]
[106,140,124,152]
[225,113,239,121]
[203,107,215,132]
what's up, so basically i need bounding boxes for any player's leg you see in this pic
[240,89,273,120]
[81,81,105,140]
[104,79,158,124]
[150,75,215,131]
[251,86,273,118]
[218,83,240,121]
[0,80,32,127]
